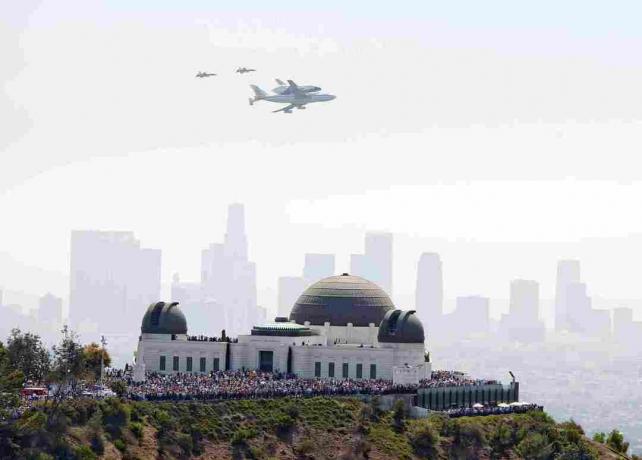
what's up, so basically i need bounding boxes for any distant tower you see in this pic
[415,253,443,327]
[201,203,258,335]
[454,296,490,336]
[303,254,335,286]
[69,231,161,334]
[509,279,539,322]
[350,232,393,295]
[564,282,591,333]
[555,260,581,332]
[38,293,63,325]
[224,203,248,260]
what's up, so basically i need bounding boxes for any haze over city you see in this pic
[2,0,642,456]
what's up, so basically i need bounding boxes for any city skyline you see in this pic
[2,203,639,333]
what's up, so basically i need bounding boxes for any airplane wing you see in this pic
[272,103,297,113]
[287,80,305,97]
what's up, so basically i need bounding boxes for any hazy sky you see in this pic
[2,1,642,317]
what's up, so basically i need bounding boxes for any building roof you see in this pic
[251,321,315,337]
[377,309,425,344]
[289,274,395,327]
[141,301,187,335]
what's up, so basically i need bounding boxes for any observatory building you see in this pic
[133,274,430,383]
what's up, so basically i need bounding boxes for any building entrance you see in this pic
[259,351,274,372]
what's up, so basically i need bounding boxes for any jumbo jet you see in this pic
[272,78,321,95]
[195,72,216,78]
[249,80,336,113]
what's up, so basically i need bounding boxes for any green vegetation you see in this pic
[0,395,637,459]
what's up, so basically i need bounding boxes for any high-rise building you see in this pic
[613,307,633,341]
[555,260,581,331]
[500,280,545,342]
[509,279,539,322]
[277,276,305,318]
[69,231,161,334]
[201,203,258,336]
[453,296,490,337]
[38,292,63,325]
[415,253,443,327]
[565,282,591,333]
[350,232,393,295]
[303,253,335,285]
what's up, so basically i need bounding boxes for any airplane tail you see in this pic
[249,84,268,105]
[275,78,285,85]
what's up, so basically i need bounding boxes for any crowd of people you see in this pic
[120,369,500,402]
[125,370,409,401]
[419,370,499,388]
[445,403,542,418]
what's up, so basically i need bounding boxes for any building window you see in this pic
[173,356,179,371]
[213,357,220,372]
[370,364,376,379]
[342,363,349,378]
[186,357,193,372]
[314,361,321,377]
[328,362,335,378]
[356,363,363,379]
[159,356,166,371]
[200,357,206,373]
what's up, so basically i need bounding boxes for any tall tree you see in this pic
[82,342,111,382]
[49,326,85,408]
[0,341,24,421]
[6,329,50,383]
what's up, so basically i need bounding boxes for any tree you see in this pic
[49,326,86,408]
[82,342,111,382]
[0,341,25,421]
[6,328,50,383]
[606,429,629,454]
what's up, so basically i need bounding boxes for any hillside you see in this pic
[0,397,630,460]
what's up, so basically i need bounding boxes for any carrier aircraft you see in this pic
[250,80,336,113]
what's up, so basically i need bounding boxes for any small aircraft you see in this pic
[195,72,217,78]
[249,80,336,113]
[272,78,321,95]
[236,67,256,74]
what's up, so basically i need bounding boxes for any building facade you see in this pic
[134,274,430,383]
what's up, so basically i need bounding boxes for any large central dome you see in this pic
[289,274,395,327]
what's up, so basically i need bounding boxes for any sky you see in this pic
[2,0,642,319]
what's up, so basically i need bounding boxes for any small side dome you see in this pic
[141,301,187,335]
[377,310,425,344]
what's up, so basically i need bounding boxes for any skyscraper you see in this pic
[303,253,335,285]
[277,276,306,318]
[69,231,161,334]
[500,279,545,342]
[453,295,490,337]
[509,279,539,322]
[350,232,393,295]
[555,260,581,332]
[38,292,63,326]
[201,203,258,336]
[415,252,443,327]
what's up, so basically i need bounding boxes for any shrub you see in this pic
[100,398,131,437]
[113,439,126,452]
[606,429,629,454]
[74,445,97,460]
[409,421,440,457]
[516,432,552,459]
[130,421,144,440]
[89,433,105,455]
[296,439,315,455]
